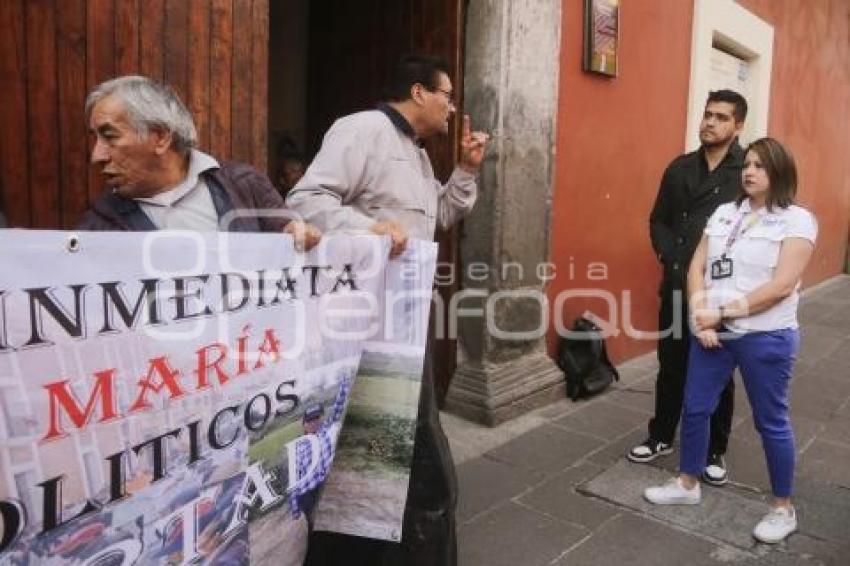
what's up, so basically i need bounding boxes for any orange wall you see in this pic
[547,0,850,363]
[547,0,696,362]
[738,0,850,283]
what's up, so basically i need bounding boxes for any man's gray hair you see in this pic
[85,75,197,154]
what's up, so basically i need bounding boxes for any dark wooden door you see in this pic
[305,0,465,401]
[0,0,269,229]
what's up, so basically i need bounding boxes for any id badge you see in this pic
[710,256,733,280]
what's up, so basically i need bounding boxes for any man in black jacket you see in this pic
[77,75,320,250]
[629,90,748,487]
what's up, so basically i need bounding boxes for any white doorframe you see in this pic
[686,0,774,151]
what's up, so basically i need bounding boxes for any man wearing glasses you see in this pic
[287,54,488,566]
[287,54,487,259]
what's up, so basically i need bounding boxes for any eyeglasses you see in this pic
[432,88,456,107]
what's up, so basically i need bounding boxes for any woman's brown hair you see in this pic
[737,137,798,210]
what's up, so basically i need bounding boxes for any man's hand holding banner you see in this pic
[0,230,437,565]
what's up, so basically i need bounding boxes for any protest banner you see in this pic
[0,230,436,564]
[313,242,437,542]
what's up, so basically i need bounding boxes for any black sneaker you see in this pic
[627,438,673,463]
[702,453,728,486]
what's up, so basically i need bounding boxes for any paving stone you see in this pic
[442,409,550,465]
[584,428,649,468]
[537,397,583,420]
[809,357,850,384]
[579,460,849,566]
[796,328,843,362]
[484,424,600,480]
[790,477,850,544]
[723,432,771,492]
[816,295,850,310]
[796,439,850,489]
[649,450,680,475]
[788,384,846,421]
[808,311,850,336]
[751,542,840,566]
[517,462,618,530]
[552,513,753,566]
[821,342,850,366]
[793,362,850,399]
[798,301,840,325]
[806,279,850,303]
[552,400,646,440]
[792,415,828,447]
[603,385,656,415]
[534,387,645,422]
[456,455,535,522]
[581,460,784,551]
[812,284,850,304]
[458,501,587,566]
[779,533,846,566]
[817,409,850,446]
[790,367,850,399]
[615,351,659,377]
[815,290,850,305]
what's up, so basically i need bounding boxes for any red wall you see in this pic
[547,0,850,363]
[738,0,850,284]
[547,0,696,362]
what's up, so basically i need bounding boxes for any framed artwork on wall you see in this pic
[583,0,619,77]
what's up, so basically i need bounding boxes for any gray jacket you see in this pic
[286,108,476,240]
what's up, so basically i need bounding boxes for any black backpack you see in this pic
[556,316,620,400]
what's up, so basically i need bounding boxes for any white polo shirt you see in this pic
[135,150,220,231]
[703,199,817,332]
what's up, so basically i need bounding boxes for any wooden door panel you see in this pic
[0,0,30,227]
[306,0,464,401]
[26,0,61,229]
[57,0,89,228]
[0,0,269,229]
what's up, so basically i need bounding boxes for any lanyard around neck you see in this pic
[722,210,761,257]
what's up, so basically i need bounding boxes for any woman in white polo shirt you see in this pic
[643,137,817,544]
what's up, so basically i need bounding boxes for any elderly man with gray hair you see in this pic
[77,75,320,248]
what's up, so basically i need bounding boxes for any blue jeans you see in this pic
[680,329,799,497]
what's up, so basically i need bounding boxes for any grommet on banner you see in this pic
[66,233,82,253]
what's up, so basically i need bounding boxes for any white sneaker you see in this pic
[753,506,797,544]
[644,477,701,505]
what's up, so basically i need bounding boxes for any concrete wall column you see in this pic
[445,0,564,425]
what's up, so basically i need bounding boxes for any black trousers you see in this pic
[648,284,735,456]
[305,338,458,566]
